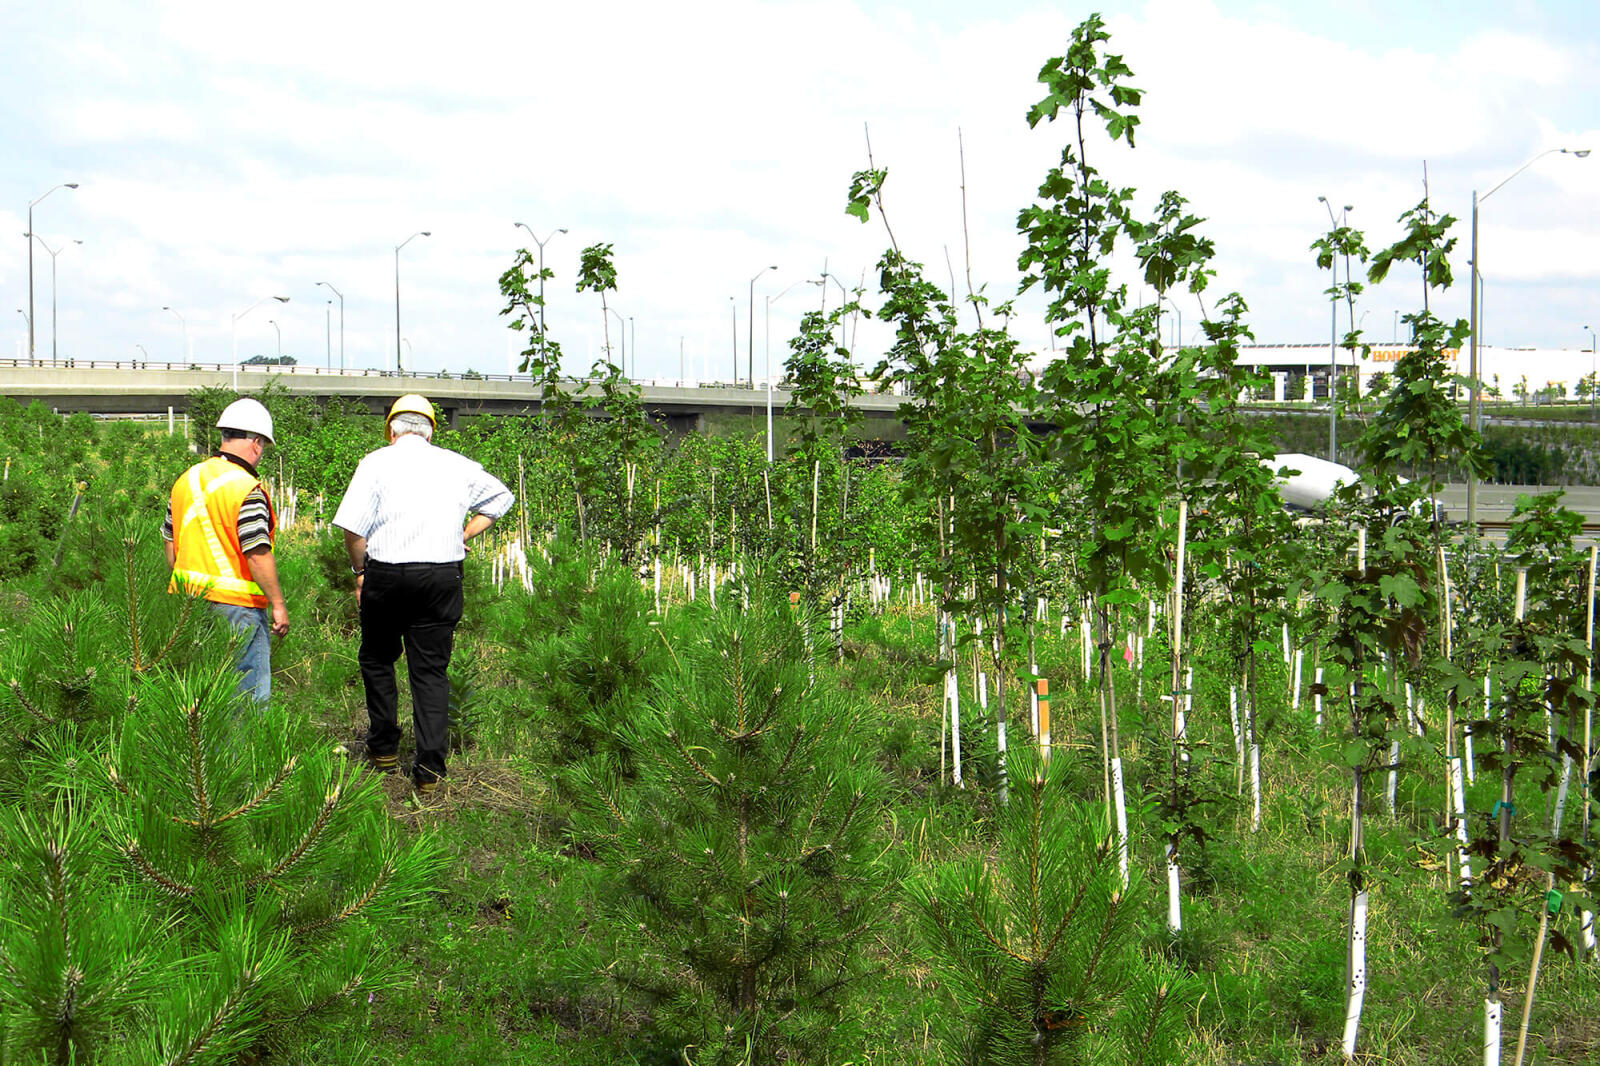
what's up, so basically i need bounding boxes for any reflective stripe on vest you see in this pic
[168,457,275,607]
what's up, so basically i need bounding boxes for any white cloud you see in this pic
[2,0,1596,374]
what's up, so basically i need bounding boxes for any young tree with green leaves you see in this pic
[1311,185,1485,1059]
[1018,15,1222,886]
[1310,204,1371,460]
[1458,492,1597,1061]
[577,242,619,364]
[849,145,1045,802]
[784,306,864,593]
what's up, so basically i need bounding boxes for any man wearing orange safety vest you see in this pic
[163,397,290,704]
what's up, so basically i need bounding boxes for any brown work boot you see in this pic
[337,740,398,775]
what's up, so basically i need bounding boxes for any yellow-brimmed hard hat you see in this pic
[387,394,437,428]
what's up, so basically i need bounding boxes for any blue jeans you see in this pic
[211,602,271,706]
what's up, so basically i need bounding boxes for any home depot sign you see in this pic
[1367,347,1459,364]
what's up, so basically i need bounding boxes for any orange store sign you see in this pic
[1368,348,1459,363]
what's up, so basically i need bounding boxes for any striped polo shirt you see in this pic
[332,435,514,563]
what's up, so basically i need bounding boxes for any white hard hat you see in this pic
[216,398,275,444]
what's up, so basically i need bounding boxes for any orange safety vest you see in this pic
[168,456,277,608]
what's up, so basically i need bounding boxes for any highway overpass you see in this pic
[0,358,910,440]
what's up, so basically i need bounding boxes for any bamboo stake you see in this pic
[1511,873,1558,1066]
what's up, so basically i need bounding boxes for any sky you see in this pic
[2,0,1598,380]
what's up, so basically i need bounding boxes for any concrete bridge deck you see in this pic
[0,359,908,437]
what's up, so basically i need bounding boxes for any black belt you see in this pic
[365,558,463,573]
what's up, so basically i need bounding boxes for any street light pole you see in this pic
[1467,146,1589,528]
[1317,196,1351,461]
[25,183,78,366]
[606,307,626,368]
[1587,326,1597,421]
[31,235,82,366]
[748,265,777,387]
[729,297,736,383]
[231,295,290,389]
[162,306,189,363]
[764,278,810,463]
[513,224,567,370]
[324,301,332,367]
[315,281,344,369]
[395,231,431,372]
[266,319,281,358]
[629,316,635,379]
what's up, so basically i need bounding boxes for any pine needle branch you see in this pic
[247,787,340,888]
[215,756,298,826]
[162,963,264,1066]
[148,594,199,670]
[666,732,722,786]
[1040,876,1094,959]
[125,841,196,898]
[1127,981,1170,1066]
[125,537,144,674]
[106,763,133,799]
[751,684,785,734]
[828,789,865,850]
[771,723,806,783]
[43,840,72,969]
[963,892,1031,964]
[184,702,211,827]
[291,860,393,938]
[8,679,53,725]
[1072,892,1121,999]
[292,969,366,1019]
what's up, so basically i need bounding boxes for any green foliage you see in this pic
[910,749,1192,1063]
[511,550,668,780]
[571,584,894,1064]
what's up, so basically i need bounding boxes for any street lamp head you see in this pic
[1317,195,1327,203]
[272,296,289,303]
[64,184,78,190]
[421,231,431,237]
[1574,150,1592,158]
[558,228,568,234]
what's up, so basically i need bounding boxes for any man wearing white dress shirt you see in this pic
[332,394,514,795]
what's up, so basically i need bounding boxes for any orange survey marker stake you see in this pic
[1037,678,1051,762]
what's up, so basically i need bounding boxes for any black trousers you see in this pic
[359,559,464,782]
